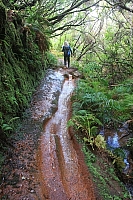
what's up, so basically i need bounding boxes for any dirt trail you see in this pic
[37,76,95,199]
[0,68,96,200]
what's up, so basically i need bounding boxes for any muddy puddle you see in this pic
[37,70,95,199]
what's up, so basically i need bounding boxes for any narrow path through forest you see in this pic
[37,71,95,199]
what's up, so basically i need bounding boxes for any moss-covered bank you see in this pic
[0,1,55,141]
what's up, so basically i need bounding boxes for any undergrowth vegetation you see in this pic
[82,145,130,199]
[73,62,133,128]
[68,60,133,198]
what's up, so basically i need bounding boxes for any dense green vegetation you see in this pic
[0,1,58,144]
[71,61,133,127]
[66,51,133,199]
[82,145,130,199]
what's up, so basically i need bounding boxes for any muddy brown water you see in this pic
[35,68,95,199]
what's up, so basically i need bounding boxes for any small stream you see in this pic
[100,126,133,196]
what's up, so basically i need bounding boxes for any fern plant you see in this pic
[107,150,125,171]
[0,117,19,137]
[94,134,106,149]
[68,109,102,149]
[72,74,133,128]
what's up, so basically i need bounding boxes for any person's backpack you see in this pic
[67,49,70,56]
[64,46,71,56]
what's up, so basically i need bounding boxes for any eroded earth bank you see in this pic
[0,68,96,200]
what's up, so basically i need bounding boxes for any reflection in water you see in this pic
[123,150,130,173]
[100,129,130,173]
[100,128,133,196]
[107,132,120,148]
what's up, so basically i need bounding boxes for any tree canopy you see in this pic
[3,0,133,36]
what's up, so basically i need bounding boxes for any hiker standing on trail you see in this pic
[62,41,72,68]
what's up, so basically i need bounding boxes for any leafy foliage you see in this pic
[107,150,125,171]
[0,4,54,140]
[95,135,106,149]
[0,117,19,136]
[68,109,103,149]
[72,61,133,127]
[82,145,130,199]
[69,60,133,177]
[127,138,133,147]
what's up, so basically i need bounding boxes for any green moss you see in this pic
[0,8,51,137]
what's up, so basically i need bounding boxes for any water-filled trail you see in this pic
[37,70,95,199]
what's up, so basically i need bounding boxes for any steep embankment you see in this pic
[0,2,50,142]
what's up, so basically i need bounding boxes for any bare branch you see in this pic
[105,0,133,13]
[48,0,101,25]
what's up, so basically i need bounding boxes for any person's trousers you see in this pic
[64,55,70,68]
